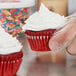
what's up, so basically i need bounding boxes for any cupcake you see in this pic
[0,0,35,36]
[0,26,23,76]
[23,3,67,51]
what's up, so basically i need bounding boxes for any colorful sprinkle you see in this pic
[0,8,30,36]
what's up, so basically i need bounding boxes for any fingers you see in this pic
[67,13,76,21]
[49,19,76,51]
[67,37,76,55]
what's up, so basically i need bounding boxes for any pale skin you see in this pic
[49,13,76,55]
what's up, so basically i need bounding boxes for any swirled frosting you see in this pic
[23,3,67,31]
[0,26,22,55]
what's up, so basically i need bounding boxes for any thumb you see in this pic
[49,19,76,51]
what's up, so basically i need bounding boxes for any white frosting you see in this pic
[0,26,22,55]
[22,3,67,31]
[0,0,35,9]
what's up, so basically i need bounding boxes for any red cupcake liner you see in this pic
[0,51,23,76]
[25,29,56,51]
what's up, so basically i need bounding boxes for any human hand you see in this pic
[49,13,76,55]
